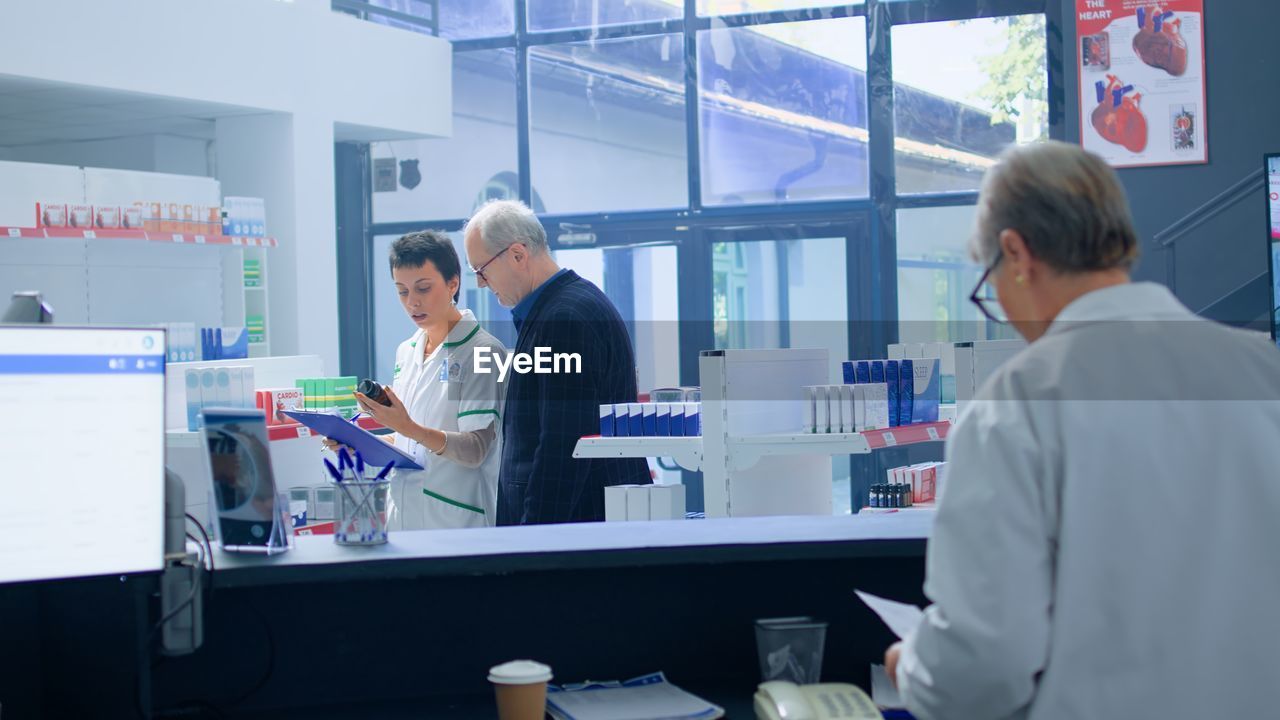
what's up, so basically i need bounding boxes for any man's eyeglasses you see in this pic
[469,244,512,283]
[969,252,1008,325]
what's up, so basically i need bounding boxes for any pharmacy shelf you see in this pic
[2,225,277,247]
[573,436,704,472]
[860,421,949,449]
[166,416,385,446]
[572,421,949,474]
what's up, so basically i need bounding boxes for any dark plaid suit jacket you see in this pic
[497,270,651,525]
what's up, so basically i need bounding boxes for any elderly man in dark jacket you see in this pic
[463,200,650,524]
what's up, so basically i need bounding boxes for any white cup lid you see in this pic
[488,660,553,685]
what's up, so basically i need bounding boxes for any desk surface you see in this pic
[211,512,934,588]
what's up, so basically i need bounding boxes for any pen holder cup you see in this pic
[332,480,390,546]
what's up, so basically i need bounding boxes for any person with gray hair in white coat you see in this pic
[884,140,1280,720]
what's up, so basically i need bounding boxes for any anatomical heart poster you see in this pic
[1077,0,1207,167]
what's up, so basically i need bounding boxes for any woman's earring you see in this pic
[1015,274,1026,285]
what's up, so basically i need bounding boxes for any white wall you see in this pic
[2,135,210,177]
[0,0,452,373]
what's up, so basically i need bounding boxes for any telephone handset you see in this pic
[754,681,882,720]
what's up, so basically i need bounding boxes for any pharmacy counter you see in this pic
[7,512,936,718]
[211,512,934,588]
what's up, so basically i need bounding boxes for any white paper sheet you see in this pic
[855,590,923,639]
[869,664,903,709]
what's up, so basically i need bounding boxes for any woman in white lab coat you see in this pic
[884,141,1280,720]
[334,230,505,529]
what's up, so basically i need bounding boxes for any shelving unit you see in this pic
[574,349,952,519]
[573,421,949,474]
[1,225,277,246]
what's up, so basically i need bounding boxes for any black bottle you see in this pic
[357,378,393,407]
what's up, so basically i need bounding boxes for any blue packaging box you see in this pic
[642,404,658,436]
[614,403,631,437]
[870,360,885,384]
[911,358,941,424]
[600,404,615,437]
[899,359,915,426]
[684,402,700,436]
[855,361,871,384]
[885,360,901,427]
[669,404,685,437]
[628,403,644,437]
[842,361,856,384]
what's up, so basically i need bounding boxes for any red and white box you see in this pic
[95,206,121,229]
[38,203,68,227]
[256,387,305,426]
[67,205,94,228]
[123,204,145,229]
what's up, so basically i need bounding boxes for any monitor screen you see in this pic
[0,326,166,584]
[1268,154,1280,344]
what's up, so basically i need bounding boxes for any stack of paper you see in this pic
[546,672,724,720]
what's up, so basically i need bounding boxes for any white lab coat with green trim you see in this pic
[388,309,504,529]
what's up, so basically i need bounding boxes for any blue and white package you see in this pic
[684,402,700,436]
[642,403,658,436]
[855,360,871,385]
[870,360,885,384]
[185,369,202,431]
[842,361,856,384]
[628,403,644,436]
[911,357,941,424]
[600,404,615,437]
[899,359,915,426]
[656,403,671,436]
[613,403,631,437]
[669,403,686,437]
[885,360,901,427]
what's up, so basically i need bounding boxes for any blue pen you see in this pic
[375,461,394,481]
[355,452,365,479]
[323,458,342,482]
[337,447,353,477]
[348,412,364,424]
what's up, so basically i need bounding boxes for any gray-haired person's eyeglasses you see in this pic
[969,252,1008,325]
[469,244,512,283]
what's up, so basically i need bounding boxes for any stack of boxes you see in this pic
[35,201,223,236]
[256,387,305,426]
[222,197,267,238]
[183,365,257,430]
[157,322,197,362]
[882,461,946,505]
[295,376,360,418]
[604,484,687,522]
[841,356,941,428]
[598,401,701,438]
[802,384,889,434]
[200,326,250,360]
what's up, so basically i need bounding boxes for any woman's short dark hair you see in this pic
[389,230,461,303]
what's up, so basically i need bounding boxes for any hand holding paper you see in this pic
[855,590,923,639]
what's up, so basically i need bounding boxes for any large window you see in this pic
[698,17,869,206]
[892,15,1048,194]
[530,35,688,214]
[352,0,1058,511]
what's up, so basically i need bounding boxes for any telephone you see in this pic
[754,681,882,720]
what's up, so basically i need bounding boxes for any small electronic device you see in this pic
[753,682,881,720]
[200,408,291,554]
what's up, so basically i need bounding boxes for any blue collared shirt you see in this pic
[511,268,569,328]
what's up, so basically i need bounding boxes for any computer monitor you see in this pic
[1267,153,1280,345]
[0,326,166,584]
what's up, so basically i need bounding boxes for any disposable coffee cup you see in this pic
[488,660,552,720]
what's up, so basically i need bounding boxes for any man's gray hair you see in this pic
[971,140,1140,273]
[464,200,548,256]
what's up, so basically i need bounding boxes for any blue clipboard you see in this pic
[283,410,424,470]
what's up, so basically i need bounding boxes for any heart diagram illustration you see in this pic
[1091,75,1148,154]
[1132,6,1188,76]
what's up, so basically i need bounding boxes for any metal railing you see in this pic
[331,0,439,36]
[1154,167,1267,322]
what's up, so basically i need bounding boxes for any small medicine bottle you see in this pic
[357,378,393,407]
